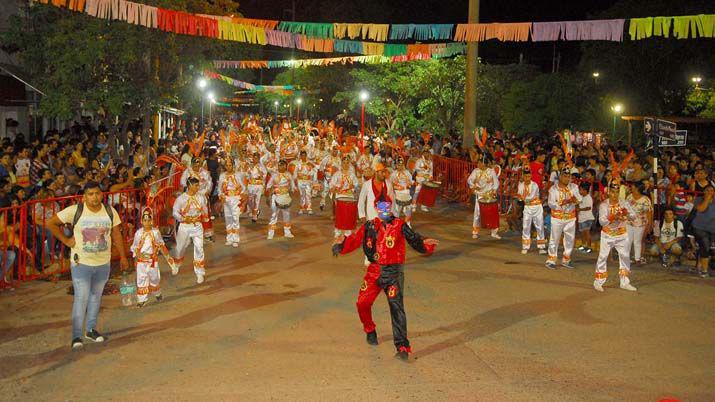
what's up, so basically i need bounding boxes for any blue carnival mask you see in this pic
[377,201,393,220]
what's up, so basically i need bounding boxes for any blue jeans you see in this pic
[1,250,16,283]
[70,263,111,339]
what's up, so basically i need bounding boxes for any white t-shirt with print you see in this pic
[659,220,683,244]
[57,203,121,267]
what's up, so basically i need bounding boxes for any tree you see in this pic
[501,73,594,133]
[1,0,251,156]
[684,86,715,118]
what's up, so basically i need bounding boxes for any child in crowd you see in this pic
[577,183,594,253]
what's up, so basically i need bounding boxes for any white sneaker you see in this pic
[472,233,479,239]
[620,283,637,292]
[308,210,314,215]
[171,263,179,276]
[412,205,418,212]
[225,241,232,246]
[298,210,304,215]
[284,230,294,238]
[538,249,547,255]
[491,233,502,240]
[594,282,604,292]
[267,230,275,240]
[521,249,528,255]
[232,243,239,248]
[196,274,205,284]
[421,206,429,212]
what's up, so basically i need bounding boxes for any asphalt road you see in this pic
[1,202,713,401]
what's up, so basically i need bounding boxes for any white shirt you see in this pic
[358,179,395,220]
[660,220,683,243]
[578,194,595,221]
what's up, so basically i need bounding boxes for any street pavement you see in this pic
[1,202,714,401]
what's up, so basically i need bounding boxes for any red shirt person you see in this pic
[333,201,438,361]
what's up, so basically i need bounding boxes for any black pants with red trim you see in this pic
[356,263,409,351]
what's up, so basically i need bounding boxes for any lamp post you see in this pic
[296,98,303,120]
[197,78,208,131]
[274,100,279,120]
[611,103,623,138]
[359,90,369,137]
[207,92,215,124]
[592,71,600,86]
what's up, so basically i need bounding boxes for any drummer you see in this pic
[412,149,434,212]
[390,156,415,226]
[330,156,360,239]
[467,155,501,240]
[265,160,297,240]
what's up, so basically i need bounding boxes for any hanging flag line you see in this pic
[213,44,466,69]
[34,0,715,54]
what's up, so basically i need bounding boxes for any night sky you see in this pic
[238,0,621,71]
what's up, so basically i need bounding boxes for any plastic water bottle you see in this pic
[120,271,136,307]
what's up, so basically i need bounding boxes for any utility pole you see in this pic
[463,0,479,148]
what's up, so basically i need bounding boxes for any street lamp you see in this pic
[296,98,303,120]
[611,103,624,137]
[197,78,208,131]
[692,76,703,88]
[274,100,279,119]
[592,71,600,85]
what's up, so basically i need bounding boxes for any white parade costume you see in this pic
[517,180,545,251]
[266,171,296,239]
[546,181,582,267]
[412,157,434,210]
[595,199,638,291]
[467,167,500,237]
[390,168,414,224]
[131,227,168,303]
[172,192,209,281]
[218,170,246,245]
[330,168,360,237]
[245,163,267,221]
[293,160,318,214]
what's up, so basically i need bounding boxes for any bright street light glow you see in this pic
[274,101,279,106]
[592,72,600,78]
[207,92,215,101]
[611,103,623,114]
[296,98,303,105]
[692,76,703,84]
[197,78,207,89]
[359,90,369,102]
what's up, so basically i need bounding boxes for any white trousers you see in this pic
[547,218,575,263]
[246,184,263,219]
[627,225,646,261]
[269,194,292,231]
[224,195,241,243]
[173,223,205,276]
[320,176,332,206]
[297,180,313,212]
[393,199,413,223]
[522,204,545,250]
[595,232,632,287]
[136,261,161,302]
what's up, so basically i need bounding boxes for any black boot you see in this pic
[366,330,378,345]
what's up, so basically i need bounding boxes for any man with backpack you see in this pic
[46,181,128,350]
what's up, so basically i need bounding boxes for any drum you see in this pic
[395,191,412,207]
[479,201,499,229]
[417,181,441,207]
[335,196,358,230]
[275,193,292,209]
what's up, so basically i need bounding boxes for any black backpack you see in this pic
[71,202,114,229]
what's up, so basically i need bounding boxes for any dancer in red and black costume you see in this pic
[332,200,439,361]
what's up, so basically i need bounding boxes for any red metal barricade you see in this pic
[433,155,523,214]
[1,170,183,288]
